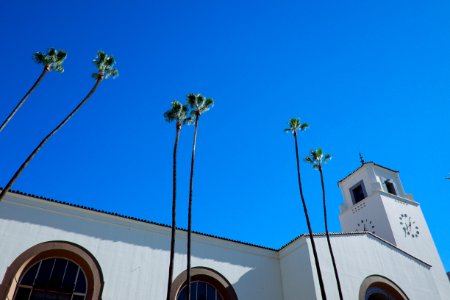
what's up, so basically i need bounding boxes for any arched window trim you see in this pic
[359,274,409,300]
[0,241,103,300]
[170,267,238,300]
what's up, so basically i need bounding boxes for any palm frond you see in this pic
[32,52,46,64]
[164,111,176,123]
[286,118,308,134]
[53,65,64,73]
[305,147,332,170]
[47,48,56,57]
[183,115,194,125]
[33,48,68,72]
[304,157,314,164]
[164,100,190,124]
[317,148,323,158]
[205,98,214,107]
[93,51,118,80]
[186,93,214,116]
[187,93,196,107]
[56,51,67,61]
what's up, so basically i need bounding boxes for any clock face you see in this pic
[356,219,375,234]
[399,214,419,238]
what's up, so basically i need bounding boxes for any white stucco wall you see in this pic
[283,234,441,300]
[338,163,450,299]
[0,191,447,299]
[279,238,317,300]
[0,194,283,300]
[381,194,450,298]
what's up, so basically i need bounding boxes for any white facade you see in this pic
[0,163,449,299]
[339,163,450,299]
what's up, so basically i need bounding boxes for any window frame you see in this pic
[0,241,103,300]
[350,180,368,204]
[170,267,238,300]
[359,275,408,300]
[385,180,397,195]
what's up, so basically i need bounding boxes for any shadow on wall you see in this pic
[0,195,274,269]
[231,268,283,299]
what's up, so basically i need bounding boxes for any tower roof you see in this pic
[338,162,399,185]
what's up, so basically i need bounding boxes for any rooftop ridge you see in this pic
[278,231,431,267]
[337,162,399,185]
[5,189,277,252]
[3,189,431,267]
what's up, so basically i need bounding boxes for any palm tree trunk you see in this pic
[0,67,49,133]
[319,166,343,300]
[0,78,102,203]
[186,114,199,300]
[293,132,327,300]
[167,123,181,300]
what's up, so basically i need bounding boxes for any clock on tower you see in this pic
[337,162,449,298]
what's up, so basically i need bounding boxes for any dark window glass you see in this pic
[14,258,87,300]
[34,259,54,289]
[207,284,217,300]
[48,259,67,290]
[20,263,39,286]
[177,281,223,300]
[30,290,71,300]
[352,184,366,203]
[61,261,78,291]
[366,286,399,300]
[74,271,87,293]
[197,282,207,300]
[14,288,31,300]
[385,181,397,195]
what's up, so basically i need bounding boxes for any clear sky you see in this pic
[1,0,449,272]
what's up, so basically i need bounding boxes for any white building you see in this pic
[0,162,448,299]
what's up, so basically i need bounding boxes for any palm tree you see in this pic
[164,100,191,300]
[305,148,343,300]
[0,48,67,132]
[284,118,327,300]
[185,93,214,300]
[0,51,118,203]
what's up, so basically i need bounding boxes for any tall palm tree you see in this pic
[185,93,214,300]
[164,100,191,300]
[284,118,327,300]
[0,51,118,203]
[0,48,67,133]
[305,148,343,300]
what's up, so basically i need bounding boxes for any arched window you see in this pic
[170,267,238,300]
[14,257,87,300]
[0,241,103,300]
[177,281,223,300]
[359,275,408,300]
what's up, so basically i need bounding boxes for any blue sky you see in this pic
[1,0,449,271]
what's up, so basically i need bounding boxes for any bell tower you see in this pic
[338,162,450,298]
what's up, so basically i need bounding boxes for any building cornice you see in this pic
[1,189,432,267]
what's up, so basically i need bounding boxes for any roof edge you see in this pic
[338,162,399,185]
[3,188,428,267]
[279,231,431,268]
[3,189,277,252]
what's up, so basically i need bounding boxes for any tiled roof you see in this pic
[337,162,399,185]
[3,189,431,266]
